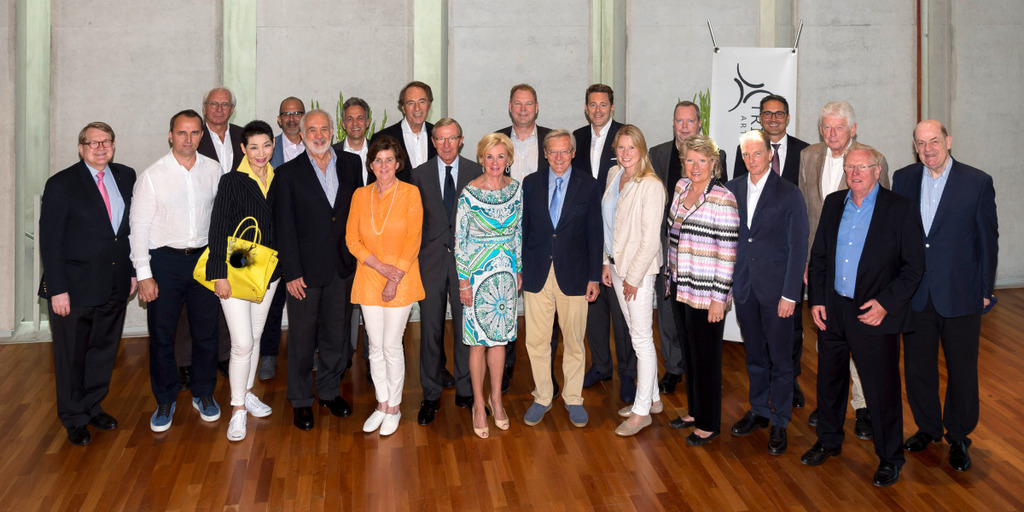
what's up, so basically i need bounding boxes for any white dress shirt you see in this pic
[589,122,612,180]
[509,126,539,183]
[401,118,429,169]
[207,123,234,175]
[343,138,369,185]
[129,151,221,281]
[282,136,306,163]
[821,140,852,198]
[774,135,789,174]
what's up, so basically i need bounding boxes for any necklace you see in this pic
[371,182,398,235]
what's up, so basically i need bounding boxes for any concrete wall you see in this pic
[1,2,15,334]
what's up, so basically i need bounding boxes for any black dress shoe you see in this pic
[800,442,841,466]
[669,416,696,429]
[501,367,513,394]
[950,439,972,472]
[66,425,91,446]
[793,382,806,409]
[903,430,940,452]
[658,372,682,394]
[854,408,873,440]
[685,431,720,447]
[88,412,118,431]
[293,406,314,430]
[178,365,192,391]
[619,378,636,404]
[582,367,612,388]
[318,396,352,418]
[731,410,770,436]
[441,368,456,389]
[417,399,440,425]
[872,462,901,487]
[808,409,819,427]
[217,359,230,378]
[768,425,788,455]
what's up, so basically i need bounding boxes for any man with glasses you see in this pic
[410,118,482,425]
[198,87,244,175]
[375,81,437,180]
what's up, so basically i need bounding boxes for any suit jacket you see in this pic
[331,138,375,186]
[410,156,481,273]
[198,123,244,173]
[497,125,552,175]
[808,185,924,335]
[205,170,280,282]
[38,161,136,306]
[651,141,729,250]
[270,133,306,169]
[271,150,361,287]
[799,141,890,260]
[572,120,622,187]
[891,159,998,317]
[725,171,809,306]
[602,168,665,284]
[521,167,603,295]
[732,135,809,185]
[375,121,436,182]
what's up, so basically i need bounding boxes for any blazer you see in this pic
[521,167,603,295]
[652,141,730,250]
[375,120,436,182]
[808,185,925,335]
[205,170,280,283]
[732,135,809,185]
[602,167,665,285]
[38,161,136,307]
[799,141,890,260]
[891,159,998,317]
[198,123,244,173]
[725,171,809,306]
[331,138,375,186]
[410,156,481,274]
[497,125,552,175]
[271,150,361,287]
[572,120,622,187]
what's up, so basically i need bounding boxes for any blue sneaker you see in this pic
[192,396,221,422]
[566,404,589,427]
[150,402,175,432]
[523,401,552,426]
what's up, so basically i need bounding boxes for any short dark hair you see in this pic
[675,100,701,120]
[585,83,614,105]
[241,120,274,146]
[169,109,202,132]
[342,97,370,115]
[366,134,407,176]
[760,94,790,115]
[398,81,434,110]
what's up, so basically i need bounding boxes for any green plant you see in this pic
[693,89,710,136]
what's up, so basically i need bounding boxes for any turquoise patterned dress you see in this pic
[455,180,523,347]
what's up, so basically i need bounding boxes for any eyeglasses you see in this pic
[760,110,788,119]
[280,111,305,118]
[844,164,878,173]
[205,101,232,110]
[433,136,461,144]
[82,140,113,149]
[547,150,572,157]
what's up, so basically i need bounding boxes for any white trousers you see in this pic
[222,279,280,406]
[610,266,660,416]
[361,304,412,407]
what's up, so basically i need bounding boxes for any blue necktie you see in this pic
[549,176,563,226]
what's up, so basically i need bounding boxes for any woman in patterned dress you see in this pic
[455,133,523,439]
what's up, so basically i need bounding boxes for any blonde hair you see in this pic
[678,134,723,180]
[614,124,660,185]
[476,132,515,168]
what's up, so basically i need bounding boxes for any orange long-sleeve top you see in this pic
[346,181,425,307]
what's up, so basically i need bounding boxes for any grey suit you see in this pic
[411,156,482,400]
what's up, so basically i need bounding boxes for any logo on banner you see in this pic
[727,64,779,133]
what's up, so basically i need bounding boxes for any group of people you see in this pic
[39,80,997,488]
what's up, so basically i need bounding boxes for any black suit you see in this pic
[497,125,552,175]
[272,150,361,407]
[198,123,244,173]
[39,161,135,428]
[331,138,375,186]
[808,185,924,466]
[375,121,436,182]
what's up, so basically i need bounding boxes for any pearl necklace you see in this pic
[371,182,398,235]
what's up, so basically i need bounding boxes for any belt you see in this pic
[157,245,207,255]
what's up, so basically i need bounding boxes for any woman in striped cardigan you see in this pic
[664,133,739,447]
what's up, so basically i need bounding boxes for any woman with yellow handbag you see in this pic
[206,120,282,442]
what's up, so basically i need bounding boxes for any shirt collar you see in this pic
[592,122,612,139]
[343,137,367,154]
[844,181,880,208]
[923,157,954,179]
[550,167,572,184]
[401,118,425,136]
[512,125,538,142]
[438,157,459,172]
[85,162,111,177]
[747,171,769,192]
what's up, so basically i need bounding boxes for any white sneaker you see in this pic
[226,410,247,442]
[244,392,272,418]
[380,411,401,436]
[363,410,387,433]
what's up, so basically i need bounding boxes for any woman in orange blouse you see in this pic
[346,135,425,436]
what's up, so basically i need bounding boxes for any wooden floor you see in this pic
[2,291,1024,512]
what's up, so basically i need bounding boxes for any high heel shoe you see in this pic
[473,407,489,439]
[488,397,510,431]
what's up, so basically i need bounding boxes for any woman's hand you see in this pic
[382,279,398,303]
[602,265,612,287]
[622,281,638,302]
[517,273,522,291]
[214,279,232,300]
[707,300,725,323]
[459,279,473,307]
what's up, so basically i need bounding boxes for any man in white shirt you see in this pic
[130,109,223,433]
[374,82,437,179]
[332,97,372,186]
[198,87,244,175]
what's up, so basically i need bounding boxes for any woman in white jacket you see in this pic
[601,124,667,436]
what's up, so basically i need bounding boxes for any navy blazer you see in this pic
[808,186,925,335]
[572,120,622,187]
[270,134,289,169]
[38,161,136,306]
[497,125,552,175]
[198,123,244,173]
[726,171,809,305]
[891,159,998,317]
[375,121,436,182]
[732,135,809,186]
[521,167,603,295]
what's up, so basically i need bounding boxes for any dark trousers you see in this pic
[259,281,289,357]
[655,272,685,375]
[50,292,127,428]
[670,292,723,433]
[285,273,354,407]
[735,295,794,427]
[147,249,219,404]
[586,283,636,379]
[817,292,904,466]
[903,296,981,443]
[792,284,805,379]
[173,307,229,365]
[419,257,469,400]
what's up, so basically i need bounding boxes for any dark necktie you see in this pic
[771,143,781,175]
[443,165,455,218]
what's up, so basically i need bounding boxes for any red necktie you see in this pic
[96,170,112,221]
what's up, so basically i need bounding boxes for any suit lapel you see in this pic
[556,170,581,231]
[928,161,958,235]
[750,173,778,229]
[76,162,118,233]
[735,178,749,229]
[858,187,890,287]
[300,156,334,211]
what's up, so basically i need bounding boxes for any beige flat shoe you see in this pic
[615,415,652,436]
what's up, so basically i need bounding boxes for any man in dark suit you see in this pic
[731,94,811,409]
[521,129,603,428]
[725,130,808,456]
[571,84,634,402]
[273,109,361,430]
[332,96,374,186]
[198,87,244,175]
[39,122,136,446]
[893,120,998,472]
[801,143,924,487]
[410,117,481,425]
[374,81,436,181]
[649,100,728,400]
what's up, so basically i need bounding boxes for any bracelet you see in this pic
[460,286,471,291]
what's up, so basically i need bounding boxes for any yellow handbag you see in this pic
[193,216,279,303]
